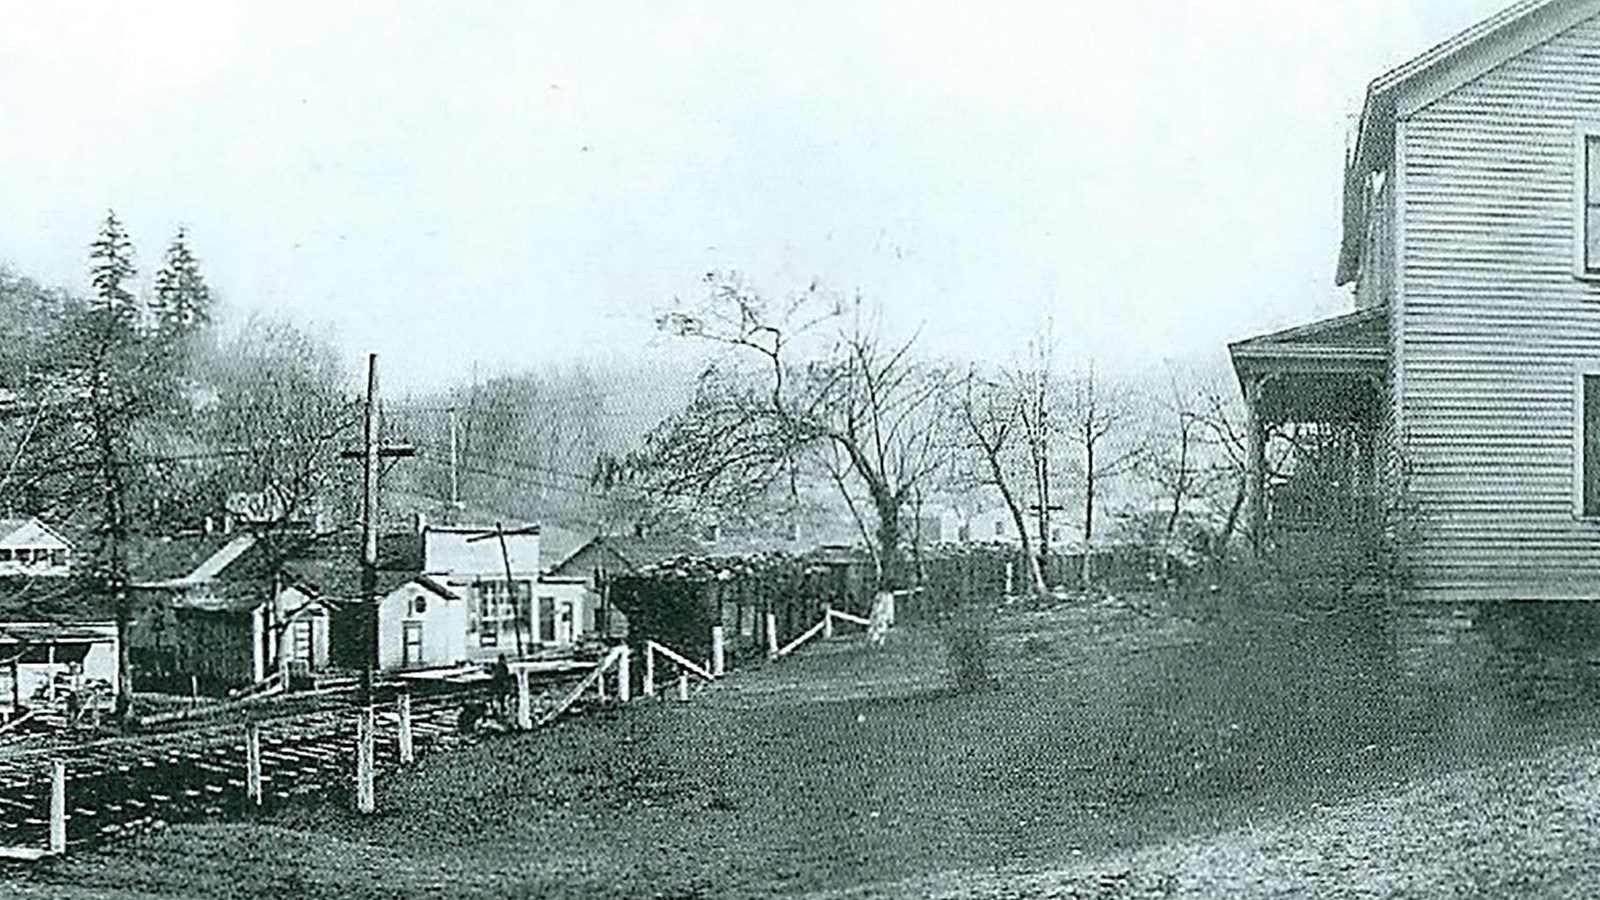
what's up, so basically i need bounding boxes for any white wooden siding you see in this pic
[1400,11,1600,599]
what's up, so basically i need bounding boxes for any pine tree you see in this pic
[82,210,144,719]
[88,210,138,332]
[151,227,212,341]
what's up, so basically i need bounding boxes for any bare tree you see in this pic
[1013,335,1062,587]
[955,368,1047,596]
[655,273,953,589]
[1064,362,1139,587]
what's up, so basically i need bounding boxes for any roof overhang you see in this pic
[1338,0,1597,285]
[1230,309,1388,423]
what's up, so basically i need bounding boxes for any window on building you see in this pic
[0,549,12,562]
[1581,134,1600,275]
[993,520,1004,537]
[538,596,556,643]
[1584,374,1600,517]
[475,580,532,646]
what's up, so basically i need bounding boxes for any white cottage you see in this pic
[0,518,72,579]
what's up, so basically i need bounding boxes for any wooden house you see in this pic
[130,533,333,691]
[1232,0,1600,599]
[422,524,600,658]
[283,533,466,673]
[549,533,710,640]
[0,518,72,579]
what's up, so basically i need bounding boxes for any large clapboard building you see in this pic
[1233,0,1600,600]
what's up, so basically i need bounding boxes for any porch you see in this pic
[1229,308,1389,575]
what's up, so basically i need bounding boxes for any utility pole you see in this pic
[340,353,415,816]
[448,406,461,515]
[356,353,379,815]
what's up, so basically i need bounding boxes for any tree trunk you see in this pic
[101,426,132,720]
[874,500,904,591]
[1081,438,1096,590]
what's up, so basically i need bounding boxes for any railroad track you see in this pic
[0,670,586,854]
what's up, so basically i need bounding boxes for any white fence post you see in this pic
[515,669,533,730]
[246,723,263,807]
[677,673,689,702]
[48,760,66,856]
[823,604,834,640]
[355,707,376,815]
[711,625,725,677]
[766,612,779,659]
[397,693,415,765]
[618,645,632,702]
[644,644,656,698]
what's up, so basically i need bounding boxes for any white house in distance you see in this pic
[0,518,72,579]
[420,523,594,662]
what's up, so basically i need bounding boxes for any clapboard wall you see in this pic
[1399,10,1600,599]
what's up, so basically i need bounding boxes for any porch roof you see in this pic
[1229,308,1388,424]
[1229,308,1387,377]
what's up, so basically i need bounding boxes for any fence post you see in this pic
[823,604,834,640]
[766,612,779,659]
[644,644,656,698]
[397,693,415,765]
[618,646,632,703]
[48,760,66,856]
[711,625,725,677]
[355,707,376,815]
[515,669,533,730]
[677,673,689,702]
[245,723,263,807]
[596,664,608,701]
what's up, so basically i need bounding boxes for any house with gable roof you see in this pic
[1232,0,1600,598]
[0,518,72,579]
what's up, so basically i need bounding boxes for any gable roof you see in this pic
[132,534,259,590]
[1338,0,1600,285]
[0,518,72,549]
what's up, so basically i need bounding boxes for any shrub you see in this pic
[943,613,992,693]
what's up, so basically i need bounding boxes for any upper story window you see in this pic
[1578,131,1600,277]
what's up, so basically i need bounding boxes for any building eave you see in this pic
[1337,0,1592,286]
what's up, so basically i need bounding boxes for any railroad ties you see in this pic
[0,687,492,854]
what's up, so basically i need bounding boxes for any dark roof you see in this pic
[551,533,707,575]
[277,530,438,601]
[127,532,242,584]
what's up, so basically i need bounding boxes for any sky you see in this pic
[0,0,1511,393]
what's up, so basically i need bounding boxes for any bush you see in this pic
[943,614,992,693]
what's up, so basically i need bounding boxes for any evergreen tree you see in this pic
[151,227,212,341]
[87,210,138,332]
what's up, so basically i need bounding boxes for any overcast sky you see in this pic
[0,0,1509,392]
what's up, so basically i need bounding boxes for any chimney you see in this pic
[414,511,427,535]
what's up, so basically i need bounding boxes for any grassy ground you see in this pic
[12,595,1600,898]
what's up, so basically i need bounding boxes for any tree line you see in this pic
[0,211,361,715]
[624,272,1256,597]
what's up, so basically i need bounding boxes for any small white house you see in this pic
[0,518,72,579]
[421,524,597,659]
[0,622,118,713]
